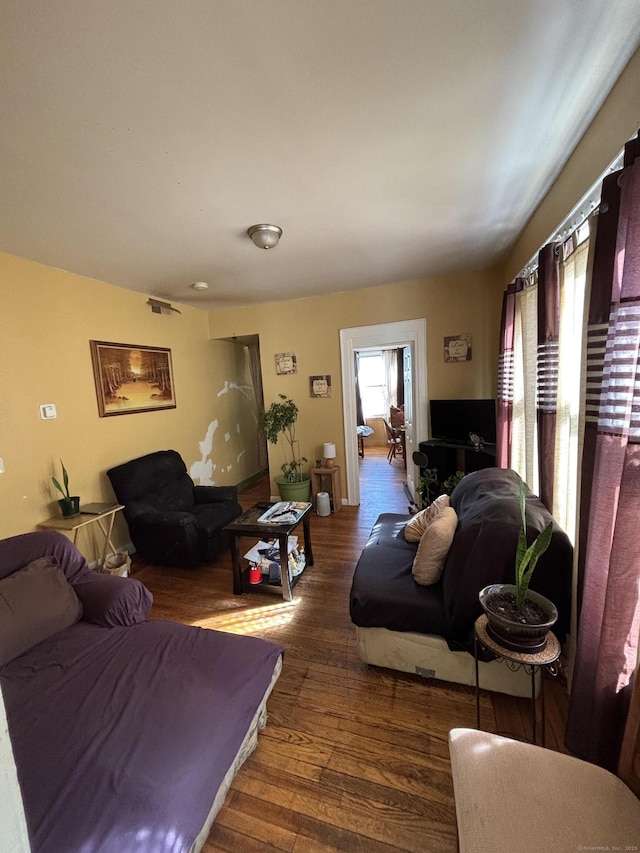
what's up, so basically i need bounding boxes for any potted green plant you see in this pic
[52,459,80,518]
[415,466,439,507]
[479,480,557,652]
[262,394,311,501]
[442,470,465,495]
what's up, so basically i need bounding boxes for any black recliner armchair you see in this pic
[107,449,242,568]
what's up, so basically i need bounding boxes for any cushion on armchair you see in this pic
[0,557,83,666]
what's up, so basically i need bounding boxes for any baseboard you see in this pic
[236,468,269,493]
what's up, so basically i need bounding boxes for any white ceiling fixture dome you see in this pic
[247,224,283,250]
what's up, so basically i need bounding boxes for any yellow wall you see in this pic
[0,252,261,556]
[207,268,504,496]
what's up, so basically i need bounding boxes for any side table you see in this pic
[224,502,314,602]
[311,466,342,514]
[474,614,561,746]
[38,505,124,571]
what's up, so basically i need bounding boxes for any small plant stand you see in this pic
[38,505,124,571]
[310,466,342,514]
[474,614,561,747]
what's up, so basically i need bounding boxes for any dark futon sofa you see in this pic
[349,467,572,696]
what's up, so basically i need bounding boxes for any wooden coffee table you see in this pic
[224,502,314,601]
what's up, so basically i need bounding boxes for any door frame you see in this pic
[340,319,428,505]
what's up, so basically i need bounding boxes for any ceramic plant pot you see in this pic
[58,496,81,518]
[275,476,311,502]
[479,583,558,653]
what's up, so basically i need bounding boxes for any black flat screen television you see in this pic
[429,398,496,445]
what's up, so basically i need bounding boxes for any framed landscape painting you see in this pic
[90,341,176,417]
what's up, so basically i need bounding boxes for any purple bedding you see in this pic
[0,532,283,853]
[2,619,282,852]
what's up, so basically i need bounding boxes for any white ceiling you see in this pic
[1,2,639,309]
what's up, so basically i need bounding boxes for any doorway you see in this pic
[340,319,428,506]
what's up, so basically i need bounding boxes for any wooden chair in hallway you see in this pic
[384,419,404,463]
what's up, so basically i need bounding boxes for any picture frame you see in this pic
[275,352,298,375]
[90,340,176,417]
[444,334,472,362]
[309,375,332,398]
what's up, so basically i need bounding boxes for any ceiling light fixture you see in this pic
[191,281,209,292]
[247,223,282,250]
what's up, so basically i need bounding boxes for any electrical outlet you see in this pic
[0,458,4,473]
[40,403,57,419]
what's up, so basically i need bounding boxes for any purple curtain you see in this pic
[496,279,524,468]
[536,243,560,511]
[565,137,640,770]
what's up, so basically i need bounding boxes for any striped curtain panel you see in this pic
[565,138,640,770]
[496,280,523,468]
[536,244,561,511]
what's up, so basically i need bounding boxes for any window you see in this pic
[357,352,387,418]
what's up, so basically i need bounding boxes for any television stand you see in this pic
[418,439,496,487]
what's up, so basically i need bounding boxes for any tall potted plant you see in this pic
[52,459,81,518]
[262,394,311,501]
[479,481,557,652]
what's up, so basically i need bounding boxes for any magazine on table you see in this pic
[243,537,299,563]
[257,501,311,524]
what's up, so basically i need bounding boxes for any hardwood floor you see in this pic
[132,447,569,852]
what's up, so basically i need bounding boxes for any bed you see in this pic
[0,531,283,853]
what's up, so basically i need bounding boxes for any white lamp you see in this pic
[323,442,337,468]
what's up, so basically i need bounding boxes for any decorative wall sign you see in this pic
[275,352,297,375]
[444,334,472,362]
[309,375,332,398]
[90,341,176,417]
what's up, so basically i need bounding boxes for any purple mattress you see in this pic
[1,618,283,852]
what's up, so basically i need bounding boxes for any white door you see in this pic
[340,319,427,505]
[403,346,415,500]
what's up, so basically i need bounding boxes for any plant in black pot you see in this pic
[415,466,439,507]
[52,459,80,518]
[442,470,465,495]
[262,394,311,502]
[479,481,558,653]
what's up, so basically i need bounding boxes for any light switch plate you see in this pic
[40,404,57,419]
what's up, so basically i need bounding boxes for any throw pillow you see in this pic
[74,572,153,627]
[412,506,458,586]
[404,494,450,542]
[0,557,83,666]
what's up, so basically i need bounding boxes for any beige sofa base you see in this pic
[355,626,536,698]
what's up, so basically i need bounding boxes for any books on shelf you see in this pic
[257,501,310,524]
